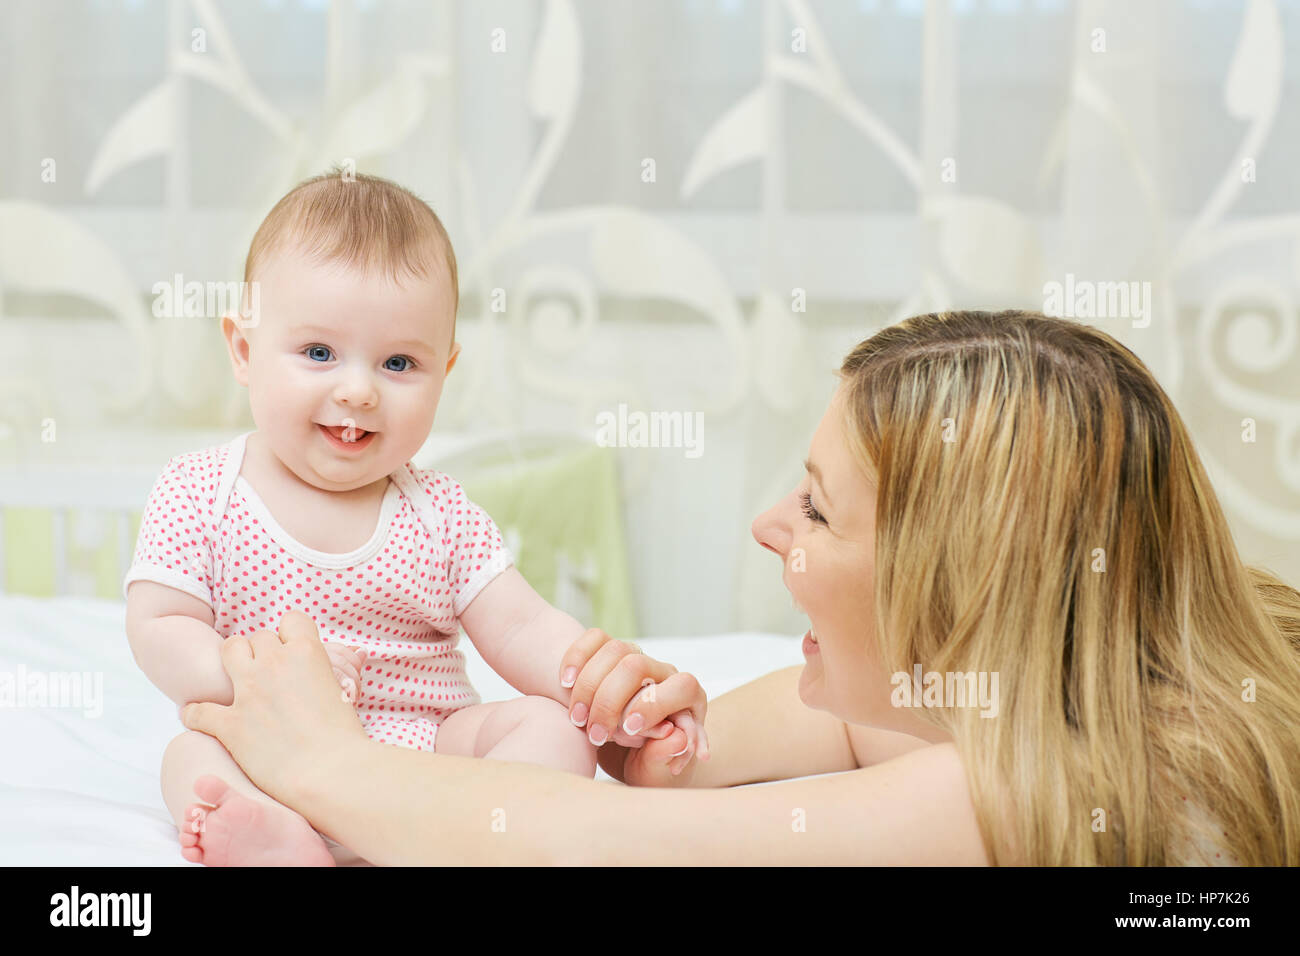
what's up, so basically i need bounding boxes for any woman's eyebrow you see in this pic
[803,458,832,507]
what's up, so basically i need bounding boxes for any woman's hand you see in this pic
[181,610,368,806]
[558,628,710,785]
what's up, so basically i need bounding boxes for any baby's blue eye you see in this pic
[305,345,332,362]
[384,356,412,372]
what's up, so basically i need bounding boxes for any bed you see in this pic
[0,592,804,866]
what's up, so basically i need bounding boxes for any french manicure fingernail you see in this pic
[560,666,577,688]
[588,724,608,746]
[623,713,644,735]
[569,702,587,727]
[670,742,690,757]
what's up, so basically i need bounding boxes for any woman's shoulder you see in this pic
[877,741,992,864]
[844,721,941,767]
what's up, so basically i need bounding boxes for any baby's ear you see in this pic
[221,313,252,386]
[444,341,461,376]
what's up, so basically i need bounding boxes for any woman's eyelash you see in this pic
[799,491,825,524]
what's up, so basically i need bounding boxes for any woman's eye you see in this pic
[799,491,825,525]
[384,355,414,372]
[305,345,332,362]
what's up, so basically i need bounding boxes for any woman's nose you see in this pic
[751,499,791,558]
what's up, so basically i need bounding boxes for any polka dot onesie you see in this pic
[123,431,514,752]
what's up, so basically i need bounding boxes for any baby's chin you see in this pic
[294,449,388,490]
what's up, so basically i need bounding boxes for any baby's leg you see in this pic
[435,697,598,777]
[161,730,335,866]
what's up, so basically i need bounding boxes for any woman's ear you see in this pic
[222,313,252,386]
[445,341,461,376]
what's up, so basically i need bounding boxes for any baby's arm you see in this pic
[457,567,585,705]
[125,580,233,706]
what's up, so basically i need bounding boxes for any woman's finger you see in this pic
[557,628,612,690]
[578,648,677,746]
[181,700,230,740]
[248,628,284,659]
[614,671,707,743]
[567,637,643,723]
[219,634,253,674]
[277,609,321,645]
[642,718,675,740]
[605,678,678,747]
[181,622,368,802]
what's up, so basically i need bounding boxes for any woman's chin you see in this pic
[797,662,825,709]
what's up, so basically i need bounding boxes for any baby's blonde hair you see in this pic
[243,166,458,342]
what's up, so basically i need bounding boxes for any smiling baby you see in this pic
[123,168,705,866]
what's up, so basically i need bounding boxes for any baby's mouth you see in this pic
[319,423,374,443]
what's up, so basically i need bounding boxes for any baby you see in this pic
[123,168,704,866]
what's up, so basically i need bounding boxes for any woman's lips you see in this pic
[318,423,376,451]
[791,593,819,653]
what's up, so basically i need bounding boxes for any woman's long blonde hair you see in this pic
[839,310,1300,865]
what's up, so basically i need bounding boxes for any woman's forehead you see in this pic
[811,388,876,514]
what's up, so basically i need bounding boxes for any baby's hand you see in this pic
[559,628,710,786]
[322,642,368,705]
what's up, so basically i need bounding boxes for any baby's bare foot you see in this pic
[177,775,335,867]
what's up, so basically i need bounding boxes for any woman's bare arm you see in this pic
[182,613,991,865]
[678,665,934,786]
[287,731,987,865]
[684,665,858,787]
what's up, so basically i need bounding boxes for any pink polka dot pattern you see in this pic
[122,432,514,753]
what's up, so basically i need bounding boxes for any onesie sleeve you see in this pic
[434,473,514,618]
[121,455,215,608]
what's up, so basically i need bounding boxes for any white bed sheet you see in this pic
[0,595,804,866]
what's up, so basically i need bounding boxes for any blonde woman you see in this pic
[181,310,1300,865]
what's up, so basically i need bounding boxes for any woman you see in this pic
[183,310,1300,865]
